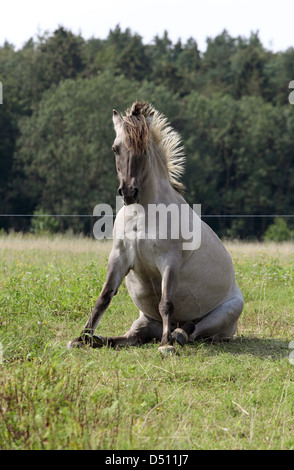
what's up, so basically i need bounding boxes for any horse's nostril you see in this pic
[133,188,139,199]
[117,186,138,203]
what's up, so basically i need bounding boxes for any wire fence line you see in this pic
[0,214,294,218]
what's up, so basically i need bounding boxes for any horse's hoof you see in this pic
[67,335,106,349]
[67,338,84,349]
[171,328,188,347]
[158,345,177,356]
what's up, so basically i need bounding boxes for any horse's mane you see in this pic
[122,102,185,194]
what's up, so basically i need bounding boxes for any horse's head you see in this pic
[112,103,154,205]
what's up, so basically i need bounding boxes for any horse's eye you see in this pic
[112,145,119,154]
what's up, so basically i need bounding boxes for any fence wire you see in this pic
[0,214,294,218]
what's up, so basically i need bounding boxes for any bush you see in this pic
[264,218,291,242]
[30,209,59,234]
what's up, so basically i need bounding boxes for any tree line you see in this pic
[0,25,293,238]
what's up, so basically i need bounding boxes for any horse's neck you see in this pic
[140,145,180,206]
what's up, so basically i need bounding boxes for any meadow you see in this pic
[0,234,293,450]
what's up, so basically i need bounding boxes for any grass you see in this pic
[0,233,293,450]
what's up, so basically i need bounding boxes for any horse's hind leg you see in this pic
[92,312,163,348]
[189,294,244,342]
[94,315,197,349]
[171,322,195,346]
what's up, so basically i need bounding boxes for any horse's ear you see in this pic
[113,109,122,130]
[146,111,155,127]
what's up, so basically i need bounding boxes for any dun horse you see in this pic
[68,102,244,353]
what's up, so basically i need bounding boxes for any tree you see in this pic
[34,27,85,89]
[230,33,267,99]
[200,30,236,96]
[13,72,181,232]
[115,34,150,81]
[1,26,294,238]
[263,47,294,105]
[184,92,293,238]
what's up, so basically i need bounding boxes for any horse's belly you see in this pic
[125,245,235,323]
[126,271,203,322]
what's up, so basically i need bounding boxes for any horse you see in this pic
[68,102,244,354]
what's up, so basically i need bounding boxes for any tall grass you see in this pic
[0,234,293,450]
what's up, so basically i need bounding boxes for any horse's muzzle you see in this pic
[117,186,139,205]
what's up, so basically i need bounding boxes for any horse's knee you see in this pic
[215,296,244,340]
[230,295,244,323]
[220,295,244,321]
[237,295,244,314]
[159,300,174,318]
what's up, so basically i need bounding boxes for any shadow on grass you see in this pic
[64,333,291,362]
[187,336,290,361]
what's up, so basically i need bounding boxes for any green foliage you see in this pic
[0,26,294,238]
[184,93,294,237]
[264,218,291,242]
[13,72,180,232]
[30,209,59,234]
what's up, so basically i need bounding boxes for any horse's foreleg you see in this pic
[81,283,115,338]
[159,299,174,346]
[67,248,130,348]
[158,263,179,351]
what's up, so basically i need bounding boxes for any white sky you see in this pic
[0,0,293,52]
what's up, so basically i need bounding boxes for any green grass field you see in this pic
[0,234,293,450]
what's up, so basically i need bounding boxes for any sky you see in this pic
[0,0,293,53]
